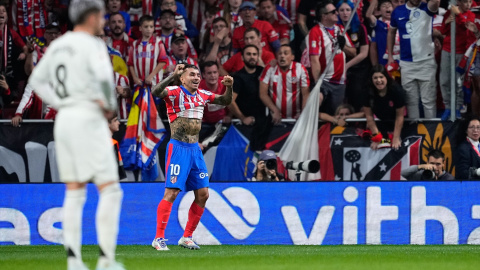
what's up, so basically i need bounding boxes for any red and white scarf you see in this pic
[16,0,46,37]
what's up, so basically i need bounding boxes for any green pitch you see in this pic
[1,245,480,270]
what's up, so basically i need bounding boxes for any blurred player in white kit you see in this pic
[27,0,125,270]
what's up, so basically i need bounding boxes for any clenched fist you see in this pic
[221,75,234,87]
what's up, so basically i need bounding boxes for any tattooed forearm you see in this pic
[170,117,202,143]
[213,85,232,105]
[152,72,175,98]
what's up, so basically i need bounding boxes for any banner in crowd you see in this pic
[0,121,460,182]
[1,182,480,245]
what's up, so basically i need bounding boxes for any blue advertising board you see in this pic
[1,182,480,245]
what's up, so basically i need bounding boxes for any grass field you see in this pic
[1,245,480,270]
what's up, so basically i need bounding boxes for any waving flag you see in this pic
[120,85,166,181]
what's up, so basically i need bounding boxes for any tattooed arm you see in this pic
[213,75,233,105]
[152,64,185,98]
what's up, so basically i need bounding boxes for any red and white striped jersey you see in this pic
[127,36,168,86]
[308,23,352,84]
[183,0,220,31]
[160,33,198,59]
[163,85,216,123]
[107,33,134,61]
[114,72,131,120]
[260,62,310,119]
[278,0,300,24]
[165,55,199,71]
[266,10,292,40]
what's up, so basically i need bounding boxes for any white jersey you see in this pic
[28,31,117,111]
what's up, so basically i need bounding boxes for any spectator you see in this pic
[105,0,131,34]
[156,0,199,38]
[127,15,168,87]
[198,61,231,145]
[387,0,440,119]
[308,0,356,115]
[12,23,62,126]
[455,116,480,179]
[183,0,219,32]
[293,0,323,60]
[157,10,197,59]
[198,6,218,52]
[401,149,454,180]
[0,73,11,118]
[203,17,234,65]
[259,44,310,124]
[106,12,134,61]
[337,0,370,112]
[439,2,475,120]
[0,3,28,101]
[25,22,61,75]
[319,103,365,126]
[363,65,406,150]
[229,45,271,150]
[232,1,280,53]
[252,150,285,181]
[215,0,243,33]
[258,0,292,45]
[12,0,48,37]
[222,27,275,75]
[278,0,301,24]
[165,33,199,76]
[365,0,400,67]
[108,112,127,180]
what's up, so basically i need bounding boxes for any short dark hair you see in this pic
[427,149,445,161]
[212,17,228,26]
[109,12,124,22]
[108,112,118,123]
[316,0,334,22]
[242,44,259,54]
[259,0,275,5]
[139,15,154,26]
[182,64,199,71]
[200,61,218,73]
[278,44,294,55]
[244,27,261,38]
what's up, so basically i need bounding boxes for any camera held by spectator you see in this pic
[401,150,454,180]
[252,150,284,181]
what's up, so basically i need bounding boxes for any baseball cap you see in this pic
[69,0,105,25]
[45,22,61,31]
[259,150,276,161]
[171,33,186,44]
[239,1,256,11]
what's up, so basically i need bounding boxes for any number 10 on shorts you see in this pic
[170,164,180,175]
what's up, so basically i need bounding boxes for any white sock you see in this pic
[96,182,123,268]
[63,188,86,264]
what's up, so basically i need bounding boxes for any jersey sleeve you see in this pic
[127,44,134,67]
[390,9,399,28]
[308,27,321,55]
[300,64,310,88]
[264,22,280,43]
[259,65,273,84]
[156,41,168,64]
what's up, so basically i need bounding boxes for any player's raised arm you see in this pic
[152,64,185,98]
[213,75,233,105]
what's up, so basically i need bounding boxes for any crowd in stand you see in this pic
[1,0,480,153]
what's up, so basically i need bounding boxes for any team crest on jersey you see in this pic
[170,176,177,184]
[413,11,420,18]
[351,33,358,42]
[312,41,317,48]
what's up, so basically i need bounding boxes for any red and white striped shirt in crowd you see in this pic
[278,0,300,24]
[15,83,55,119]
[160,32,198,59]
[260,62,310,119]
[32,43,47,66]
[107,33,134,61]
[127,36,168,86]
[308,23,352,85]
[183,0,220,31]
[163,85,216,123]
[165,55,199,71]
[114,72,131,120]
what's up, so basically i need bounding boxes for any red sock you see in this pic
[183,202,205,237]
[155,200,173,239]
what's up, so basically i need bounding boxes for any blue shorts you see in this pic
[165,139,209,191]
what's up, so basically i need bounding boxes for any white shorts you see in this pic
[54,104,118,184]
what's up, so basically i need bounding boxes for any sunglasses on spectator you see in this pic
[324,10,337,15]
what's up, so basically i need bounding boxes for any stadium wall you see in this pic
[1,182,480,245]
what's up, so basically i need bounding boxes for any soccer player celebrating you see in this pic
[28,0,124,270]
[151,64,233,250]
